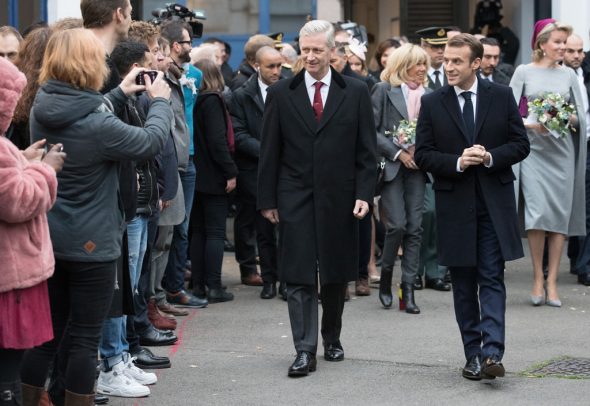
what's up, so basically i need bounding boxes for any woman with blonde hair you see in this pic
[510,19,586,307]
[19,28,173,405]
[372,43,431,314]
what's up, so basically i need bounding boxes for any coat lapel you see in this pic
[474,80,492,140]
[317,69,346,133]
[287,70,317,134]
[440,86,471,145]
[387,86,409,121]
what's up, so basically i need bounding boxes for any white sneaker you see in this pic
[123,357,157,385]
[97,362,150,398]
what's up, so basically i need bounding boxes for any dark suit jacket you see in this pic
[257,68,376,285]
[414,79,529,267]
[478,70,510,85]
[230,73,265,201]
[193,92,238,195]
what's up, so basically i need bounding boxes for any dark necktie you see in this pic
[313,81,324,122]
[433,71,442,89]
[461,91,475,142]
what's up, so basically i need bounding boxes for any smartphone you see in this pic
[135,70,159,85]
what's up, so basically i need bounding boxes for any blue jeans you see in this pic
[163,160,196,293]
[99,216,148,367]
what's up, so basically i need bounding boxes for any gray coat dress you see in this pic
[510,64,587,236]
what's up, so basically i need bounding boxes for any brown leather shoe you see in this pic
[64,390,94,406]
[241,273,263,286]
[355,278,371,296]
[148,299,177,330]
[157,300,189,317]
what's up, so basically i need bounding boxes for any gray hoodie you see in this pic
[30,80,173,262]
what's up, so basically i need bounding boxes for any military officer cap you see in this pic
[416,26,449,46]
[266,32,284,48]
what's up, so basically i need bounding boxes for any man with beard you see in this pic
[478,37,510,85]
[158,21,209,309]
[231,46,283,300]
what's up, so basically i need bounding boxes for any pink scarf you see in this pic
[406,82,425,121]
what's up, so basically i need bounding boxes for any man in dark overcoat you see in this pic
[257,20,376,377]
[415,34,529,381]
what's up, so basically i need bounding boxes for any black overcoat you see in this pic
[257,68,376,285]
[414,79,529,267]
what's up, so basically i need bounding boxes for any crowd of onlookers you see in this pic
[1,0,590,403]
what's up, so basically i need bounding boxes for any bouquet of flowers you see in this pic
[385,119,417,151]
[527,92,576,139]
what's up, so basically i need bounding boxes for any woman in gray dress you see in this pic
[510,20,587,307]
[372,44,430,314]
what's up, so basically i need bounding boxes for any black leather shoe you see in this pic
[260,283,277,299]
[95,394,109,404]
[208,288,234,303]
[425,278,451,291]
[131,347,171,369]
[288,351,317,377]
[154,327,176,337]
[462,355,482,380]
[443,268,452,283]
[279,282,287,301]
[481,356,505,379]
[578,273,590,286]
[139,327,178,346]
[324,343,344,362]
[413,275,423,290]
[167,289,208,308]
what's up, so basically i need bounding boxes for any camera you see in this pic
[150,3,207,38]
[135,70,159,86]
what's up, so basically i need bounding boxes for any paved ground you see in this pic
[109,242,590,406]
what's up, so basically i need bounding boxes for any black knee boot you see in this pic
[379,268,393,308]
[401,282,420,314]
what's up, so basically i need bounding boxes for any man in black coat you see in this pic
[230,34,275,91]
[478,37,511,85]
[258,20,376,377]
[231,46,283,299]
[415,34,529,381]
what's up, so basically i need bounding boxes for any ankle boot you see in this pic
[401,282,420,314]
[21,383,43,406]
[148,298,177,330]
[64,390,94,406]
[379,268,393,308]
[1,381,22,405]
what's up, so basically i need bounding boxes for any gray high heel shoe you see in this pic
[546,298,562,307]
[530,295,544,306]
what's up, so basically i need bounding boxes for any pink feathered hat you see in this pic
[0,57,27,135]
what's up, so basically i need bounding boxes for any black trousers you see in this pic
[21,260,117,395]
[191,192,229,290]
[358,206,373,279]
[286,282,347,354]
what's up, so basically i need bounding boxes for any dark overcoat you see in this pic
[257,68,376,285]
[414,79,529,267]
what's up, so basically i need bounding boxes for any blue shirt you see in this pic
[181,64,203,156]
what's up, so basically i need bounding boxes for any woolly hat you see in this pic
[531,18,556,50]
[0,57,27,135]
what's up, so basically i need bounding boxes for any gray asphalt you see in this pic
[109,242,590,406]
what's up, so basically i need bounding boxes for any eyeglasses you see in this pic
[176,41,192,45]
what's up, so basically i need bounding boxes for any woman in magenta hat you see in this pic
[509,19,587,307]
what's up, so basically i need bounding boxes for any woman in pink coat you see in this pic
[0,56,65,404]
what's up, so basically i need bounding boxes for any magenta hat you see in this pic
[531,18,556,50]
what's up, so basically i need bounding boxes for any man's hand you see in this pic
[353,199,369,219]
[261,209,279,224]
[459,145,487,171]
[225,177,236,193]
[22,139,46,162]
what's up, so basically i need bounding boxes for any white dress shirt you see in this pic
[304,69,331,107]
[453,78,493,171]
[428,66,445,85]
[258,78,269,104]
